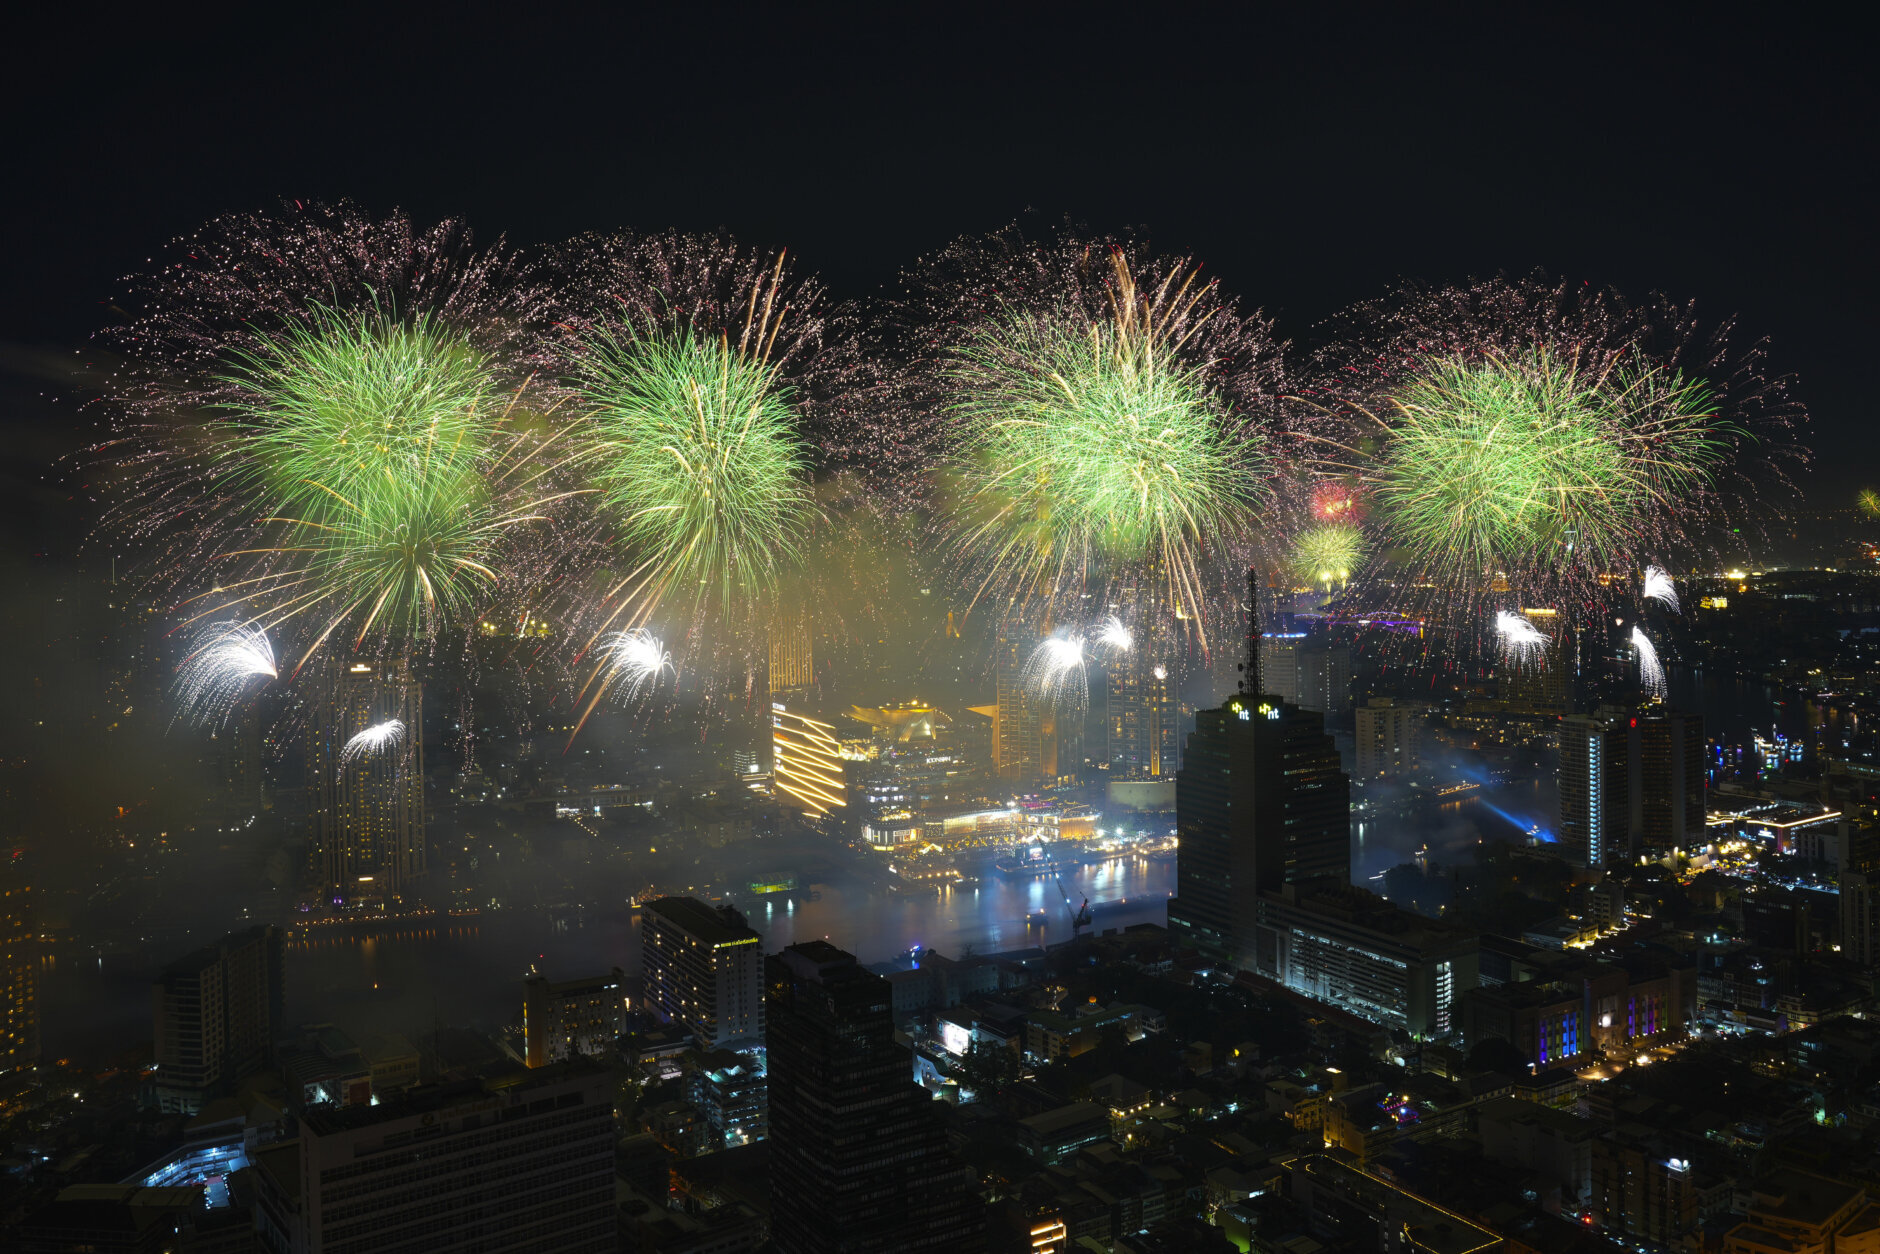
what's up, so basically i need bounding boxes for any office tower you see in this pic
[767,941,984,1254]
[769,616,814,696]
[1839,814,1880,967]
[1559,712,1629,870]
[151,926,284,1114]
[0,852,34,1074]
[687,1049,769,1149]
[772,703,848,820]
[1503,607,1572,714]
[1259,631,1305,706]
[1355,698,1421,779]
[1627,709,1706,859]
[250,1064,615,1254]
[309,658,425,902]
[641,897,764,1049]
[1168,574,1352,967]
[523,967,629,1067]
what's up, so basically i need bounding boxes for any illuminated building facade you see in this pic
[1108,651,1179,778]
[523,967,629,1067]
[772,703,848,819]
[641,897,764,1049]
[1559,711,1629,870]
[994,624,1046,778]
[1254,883,1479,1036]
[1504,607,1572,715]
[1169,586,1350,966]
[309,659,425,902]
[151,925,284,1114]
[769,618,814,695]
[0,852,34,1073]
[766,941,984,1253]
[1355,697,1421,779]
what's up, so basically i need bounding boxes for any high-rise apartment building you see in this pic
[1559,712,1629,870]
[767,941,984,1254]
[1840,815,1880,967]
[0,851,34,1074]
[1504,608,1572,715]
[250,1064,615,1254]
[1627,710,1706,859]
[1107,650,1179,778]
[641,897,765,1049]
[772,703,848,820]
[1355,698,1422,779]
[1169,581,1351,967]
[152,926,284,1114]
[1259,634,1351,718]
[994,624,1044,778]
[1259,632,1305,707]
[310,659,425,902]
[523,967,629,1067]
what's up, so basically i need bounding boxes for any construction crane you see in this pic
[1054,877,1093,934]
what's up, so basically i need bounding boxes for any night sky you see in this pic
[3,9,1872,547]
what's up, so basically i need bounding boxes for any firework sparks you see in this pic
[1632,625,1666,697]
[174,621,278,726]
[339,719,407,769]
[1496,610,1549,667]
[1095,616,1133,653]
[598,629,675,702]
[1292,523,1367,587]
[1860,488,1880,518]
[1311,481,1365,522]
[1024,632,1089,715]
[1642,565,1680,613]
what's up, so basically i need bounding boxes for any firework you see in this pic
[569,323,814,626]
[1642,565,1680,613]
[1496,610,1549,667]
[1291,523,1367,587]
[339,718,407,768]
[174,621,278,726]
[941,250,1271,644]
[1024,632,1089,714]
[1632,625,1666,697]
[1095,616,1133,653]
[1860,489,1880,518]
[1372,348,1726,586]
[1311,481,1365,522]
[597,628,675,702]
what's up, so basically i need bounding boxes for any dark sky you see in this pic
[3,8,1873,541]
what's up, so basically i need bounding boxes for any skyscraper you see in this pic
[769,617,814,696]
[1839,814,1880,967]
[0,851,34,1075]
[310,659,425,902]
[772,703,849,821]
[994,623,1043,778]
[151,925,284,1114]
[641,897,765,1049]
[1295,642,1354,719]
[1559,712,1629,870]
[767,941,984,1253]
[1355,698,1422,779]
[1627,709,1706,859]
[1168,575,1351,967]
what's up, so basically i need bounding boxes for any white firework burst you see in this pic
[1642,565,1680,613]
[1632,625,1666,697]
[174,621,277,726]
[599,629,675,702]
[1495,610,1549,667]
[1094,616,1132,654]
[340,719,407,769]
[1024,632,1089,715]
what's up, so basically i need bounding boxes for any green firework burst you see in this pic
[572,325,815,617]
[946,286,1263,613]
[204,308,547,649]
[1376,348,1725,580]
[1291,523,1367,585]
[1859,488,1880,519]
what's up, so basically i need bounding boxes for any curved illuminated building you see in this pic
[771,703,848,821]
